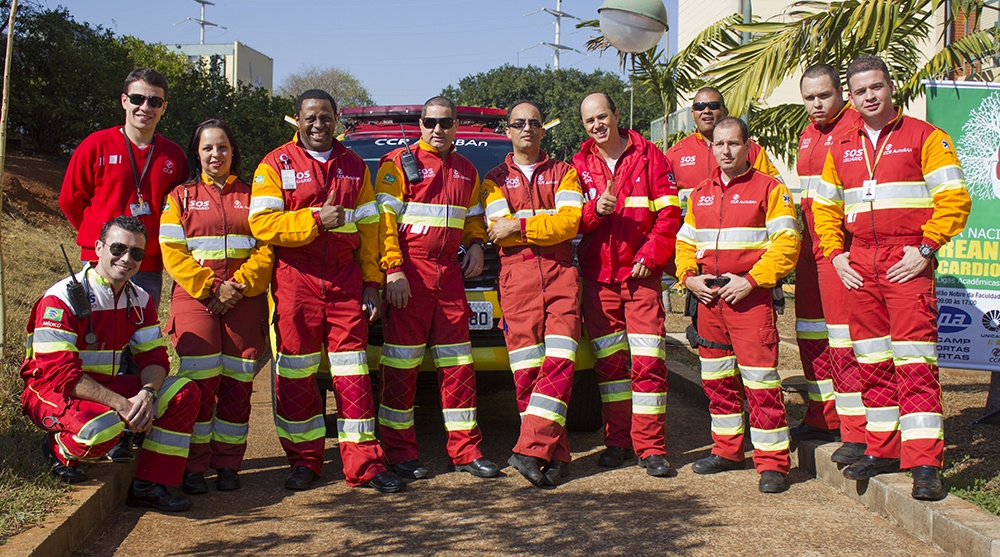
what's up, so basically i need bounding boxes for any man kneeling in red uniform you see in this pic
[21,216,200,512]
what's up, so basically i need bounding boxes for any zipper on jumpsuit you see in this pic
[439,154,450,291]
[206,183,231,281]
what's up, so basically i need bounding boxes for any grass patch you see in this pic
[0,217,80,543]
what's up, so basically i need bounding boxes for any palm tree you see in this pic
[711,0,1000,163]
[583,1,999,163]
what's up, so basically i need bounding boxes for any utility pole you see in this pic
[525,1,583,69]
[0,0,17,359]
[183,0,226,44]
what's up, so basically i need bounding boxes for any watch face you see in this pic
[919,244,933,258]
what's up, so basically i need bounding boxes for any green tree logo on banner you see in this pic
[957,91,1000,201]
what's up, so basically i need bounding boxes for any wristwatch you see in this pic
[141,386,158,404]
[918,244,936,259]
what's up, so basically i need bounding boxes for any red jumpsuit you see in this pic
[482,152,583,464]
[814,109,971,469]
[375,139,488,467]
[676,168,800,473]
[160,174,274,474]
[249,135,386,486]
[571,128,680,459]
[21,269,198,486]
[795,105,867,442]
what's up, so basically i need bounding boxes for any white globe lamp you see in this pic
[598,0,668,54]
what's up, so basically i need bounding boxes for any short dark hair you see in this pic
[295,89,337,115]
[186,119,242,181]
[123,68,169,98]
[714,116,749,143]
[694,86,725,105]
[100,216,147,242]
[422,96,456,118]
[800,63,841,90]
[507,99,544,122]
[846,55,892,90]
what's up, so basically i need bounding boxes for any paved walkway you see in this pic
[78,368,942,556]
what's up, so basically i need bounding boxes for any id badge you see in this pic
[129,200,151,216]
[861,179,877,202]
[281,169,297,190]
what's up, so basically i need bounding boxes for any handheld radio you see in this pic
[60,245,92,320]
[399,124,421,184]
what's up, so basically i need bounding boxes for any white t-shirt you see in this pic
[305,148,335,163]
[516,163,536,182]
[863,124,882,148]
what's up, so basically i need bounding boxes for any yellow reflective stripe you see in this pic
[591,330,628,358]
[700,355,738,381]
[806,378,836,402]
[750,427,790,452]
[156,376,191,417]
[142,426,191,458]
[378,405,414,430]
[442,408,477,432]
[275,352,321,379]
[274,415,325,443]
[651,194,680,210]
[598,379,632,403]
[711,413,744,436]
[866,406,900,432]
[845,198,934,215]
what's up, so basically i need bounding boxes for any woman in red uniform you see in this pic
[160,119,274,494]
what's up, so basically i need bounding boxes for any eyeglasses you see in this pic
[106,242,146,261]
[508,119,543,130]
[126,93,165,109]
[421,117,455,130]
[692,101,724,111]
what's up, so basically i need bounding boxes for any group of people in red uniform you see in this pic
[21,53,969,512]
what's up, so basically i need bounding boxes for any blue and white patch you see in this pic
[43,307,64,322]
[383,173,396,184]
[254,175,265,184]
[941,140,951,151]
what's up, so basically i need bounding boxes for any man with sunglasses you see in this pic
[375,96,499,481]
[481,101,584,487]
[665,87,781,208]
[572,92,680,477]
[21,216,200,511]
[59,68,188,306]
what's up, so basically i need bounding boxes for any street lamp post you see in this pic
[623,86,634,129]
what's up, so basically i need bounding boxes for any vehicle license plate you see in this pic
[468,301,493,330]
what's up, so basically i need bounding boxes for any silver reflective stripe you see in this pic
[401,202,468,220]
[467,202,484,217]
[844,183,929,205]
[486,199,511,218]
[900,412,942,431]
[711,414,744,430]
[555,190,584,207]
[702,356,736,375]
[924,164,964,190]
[378,405,414,424]
[276,353,323,370]
[766,216,799,237]
[591,331,627,352]
[694,228,768,245]
[527,393,568,416]
[181,354,224,372]
[598,381,631,396]
[545,336,578,352]
[338,418,376,434]
[430,343,472,359]
[866,406,900,432]
[381,344,425,359]
[32,328,78,344]
[221,355,256,375]
[814,179,842,202]
[79,351,117,367]
[677,223,696,244]
[329,351,368,366]
[145,427,190,449]
[628,334,665,352]
[750,427,790,448]
[249,195,284,215]
[892,342,936,358]
[212,419,248,438]
[186,235,256,252]
[509,344,544,368]
[827,324,851,341]
[275,414,325,435]
[191,422,212,438]
[77,411,122,441]
[354,202,378,222]
[807,379,835,395]
[131,325,161,345]
[442,408,476,423]
[739,365,779,383]
[377,193,404,214]
[853,336,892,356]
[796,320,827,333]
[799,176,821,193]
[158,223,186,242]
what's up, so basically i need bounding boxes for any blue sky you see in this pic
[43,0,674,105]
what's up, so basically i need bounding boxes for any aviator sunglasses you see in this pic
[508,119,543,130]
[126,93,165,109]
[106,242,146,262]
[692,101,724,111]
[420,117,455,130]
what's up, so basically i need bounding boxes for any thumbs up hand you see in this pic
[319,189,346,230]
[596,179,617,216]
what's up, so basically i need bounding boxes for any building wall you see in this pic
[170,42,274,93]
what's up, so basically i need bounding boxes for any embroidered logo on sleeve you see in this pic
[43,307,64,322]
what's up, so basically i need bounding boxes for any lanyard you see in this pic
[121,128,155,203]
[860,116,900,180]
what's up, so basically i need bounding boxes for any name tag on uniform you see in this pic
[281,169,297,190]
[128,201,151,216]
[861,179,877,202]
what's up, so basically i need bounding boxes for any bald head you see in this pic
[580,93,622,149]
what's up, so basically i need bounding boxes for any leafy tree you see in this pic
[442,64,660,162]
[277,65,374,108]
[1,4,133,154]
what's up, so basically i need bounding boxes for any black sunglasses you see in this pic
[106,242,146,262]
[692,101,724,111]
[508,119,543,130]
[421,117,455,130]
[126,93,165,109]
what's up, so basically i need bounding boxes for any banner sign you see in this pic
[925,80,1000,371]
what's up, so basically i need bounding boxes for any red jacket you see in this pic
[797,104,858,259]
[814,109,971,258]
[676,167,800,289]
[482,151,583,264]
[160,175,274,300]
[21,268,168,411]
[375,140,487,273]
[665,132,780,193]
[249,135,380,289]
[59,127,188,271]
[572,128,680,283]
